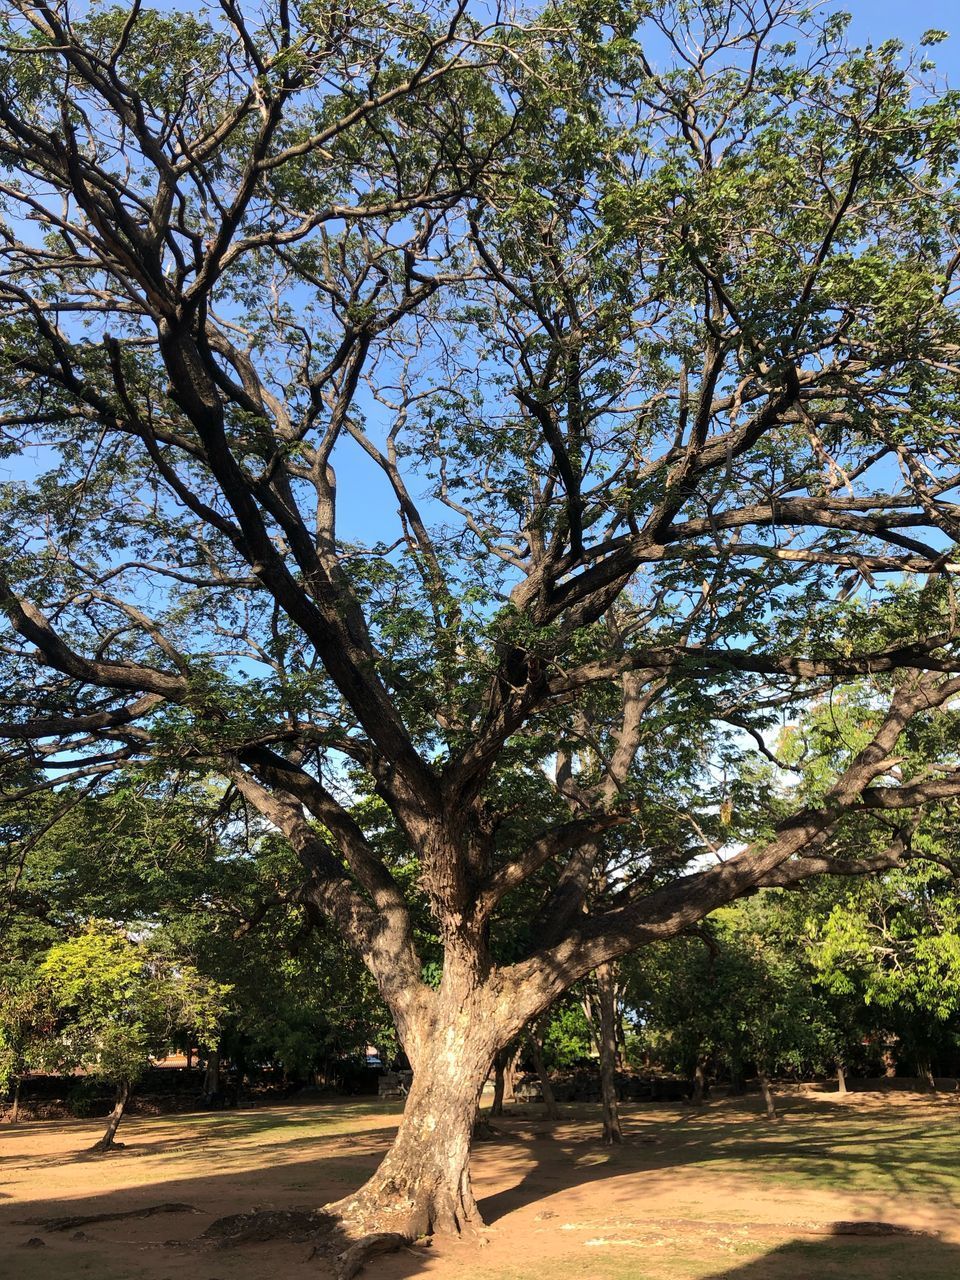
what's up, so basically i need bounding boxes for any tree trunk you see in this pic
[91,1078,131,1152]
[203,1048,221,1104]
[490,1048,507,1117]
[691,1058,707,1107]
[758,1071,778,1122]
[918,1058,936,1092]
[526,1020,559,1121]
[729,1056,745,1096]
[597,962,623,1144]
[328,1003,504,1240]
[8,1076,21,1125]
[837,1061,848,1096]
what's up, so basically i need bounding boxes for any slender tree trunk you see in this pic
[490,1048,507,1117]
[526,1020,559,1121]
[729,1056,745,1096]
[837,1061,848,1096]
[758,1070,778,1122]
[204,1048,221,1104]
[91,1078,131,1152]
[691,1058,707,1107]
[918,1058,936,1092]
[8,1076,21,1125]
[597,963,623,1145]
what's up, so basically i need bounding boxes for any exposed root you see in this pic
[472,1116,502,1141]
[202,1208,337,1245]
[88,1140,126,1154]
[336,1231,409,1280]
[21,1203,200,1232]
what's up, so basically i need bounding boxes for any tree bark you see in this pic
[328,989,506,1240]
[526,1019,560,1121]
[203,1048,222,1104]
[490,1048,507,1117]
[918,1058,936,1092]
[837,1061,848,1096]
[758,1070,778,1122]
[9,1076,21,1125]
[691,1059,707,1107]
[91,1078,131,1152]
[596,963,623,1144]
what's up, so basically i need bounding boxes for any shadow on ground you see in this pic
[702,1232,960,1280]
[2,1095,959,1280]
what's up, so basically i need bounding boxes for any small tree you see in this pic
[0,965,44,1123]
[36,922,227,1151]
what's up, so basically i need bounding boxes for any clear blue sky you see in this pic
[846,1,957,73]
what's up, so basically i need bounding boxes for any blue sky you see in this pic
[847,1,955,57]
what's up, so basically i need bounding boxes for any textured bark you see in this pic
[597,963,623,1144]
[91,1078,131,1152]
[758,1071,778,1122]
[329,998,501,1239]
[526,1020,560,1121]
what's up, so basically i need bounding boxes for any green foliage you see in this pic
[33,921,227,1088]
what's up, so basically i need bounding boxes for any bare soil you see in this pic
[2,1088,960,1280]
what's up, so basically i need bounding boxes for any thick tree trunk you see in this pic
[758,1070,778,1122]
[91,1078,131,1152]
[597,963,623,1145]
[328,1007,503,1240]
[526,1020,559,1121]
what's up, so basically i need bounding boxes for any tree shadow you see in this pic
[479,1094,960,1223]
[701,1231,960,1279]
[1,1097,959,1279]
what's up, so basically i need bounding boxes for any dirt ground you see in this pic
[3,1089,960,1280]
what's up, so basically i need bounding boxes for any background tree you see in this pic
[0,963,43,1123]
[34,921,226,1151]
[807,863,960,1086]
[4,0,960,1251]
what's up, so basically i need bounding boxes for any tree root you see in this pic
[202,1208,337,1245]
[335,1231,410,1280]
[472,1116,502,1141]
[21,1203,200,1232]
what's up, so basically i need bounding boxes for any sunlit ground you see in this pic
[2,1089,959,1279]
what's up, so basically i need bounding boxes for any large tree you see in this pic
[4,0,960,1252]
